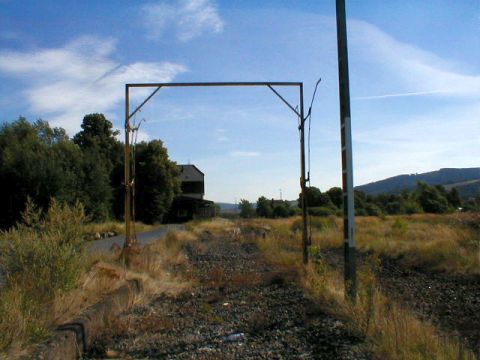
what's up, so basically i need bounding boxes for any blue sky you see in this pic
[1,0,479,203]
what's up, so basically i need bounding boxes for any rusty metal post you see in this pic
[124,85,133,248]
[336,0,357,300]
[299,83,309,264]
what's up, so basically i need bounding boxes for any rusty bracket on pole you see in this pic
[128,86,162,120]
[267,85,301,118]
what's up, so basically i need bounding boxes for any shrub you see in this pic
[291,216,334,233]
[366,203,383,217]
[290,218,304,233]
[308,206,338,217]
[0,199,87,351]
[272,203,290,218]
[417,182,450,214]
[403,200,423,215]
[391,218,408,235]
[290,207,302,216]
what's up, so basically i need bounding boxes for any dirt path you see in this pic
[84,234,370,359]
[322,247,480,357]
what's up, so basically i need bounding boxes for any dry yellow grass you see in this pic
[1,229,197,358]
[329,214,479,274]
[56,230,196,323]
[127,230,197,294]
[186,217,237,236]
[244,214,480,274]
[303,259,476,360]
[244,217,478,360]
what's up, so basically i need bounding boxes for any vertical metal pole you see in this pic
[124,85,132,248]
[299,83,309,265]
[336,0,357,300]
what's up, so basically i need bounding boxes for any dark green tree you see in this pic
[256,196,273,218]
[0,114,183,227]
[463,196,480,212]
[73,113,120,167]
[239,199,255,218]
[354,190,368,216]
[416,182,450,214]
[272,202,290,218]
[365,203,383,216]
[299,186,334,208]
[73,114,120,221]
[327,187,343,209]
[447,187,461,208]
[0,118,83,228]
[134,140,180,224]
[77,148,113,220]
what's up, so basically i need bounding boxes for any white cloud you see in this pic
[0,36,187,134]
[141,0,224,42]
[350,20,480,99]
[354,90,447,100]
[230,151,260,157]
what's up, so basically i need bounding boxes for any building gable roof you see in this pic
[178,164,204,181]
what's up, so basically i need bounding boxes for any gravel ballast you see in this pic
[84,233,371,359]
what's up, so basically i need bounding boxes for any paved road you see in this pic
[88,224,185,253]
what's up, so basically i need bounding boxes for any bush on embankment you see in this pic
[0,199,87,352]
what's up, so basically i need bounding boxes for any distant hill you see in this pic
[216,199,298,214]
[356,168,480,198]
[216,202,239,214]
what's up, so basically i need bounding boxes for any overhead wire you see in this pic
[304,78,322,246]
[306,78,321,185]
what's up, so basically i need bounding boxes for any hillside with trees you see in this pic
[236,182,479,220]
[300,183,478,217]
[0,115,180,229]
[356,168,480,198]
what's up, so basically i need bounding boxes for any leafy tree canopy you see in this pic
[256,196,273,218]
[239,199,255,218]
[0,115,180,228]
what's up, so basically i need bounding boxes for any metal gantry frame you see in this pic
[124,81,310,264]
[122,0,357,300]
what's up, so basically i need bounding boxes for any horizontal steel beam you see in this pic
[126,82,302,88]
